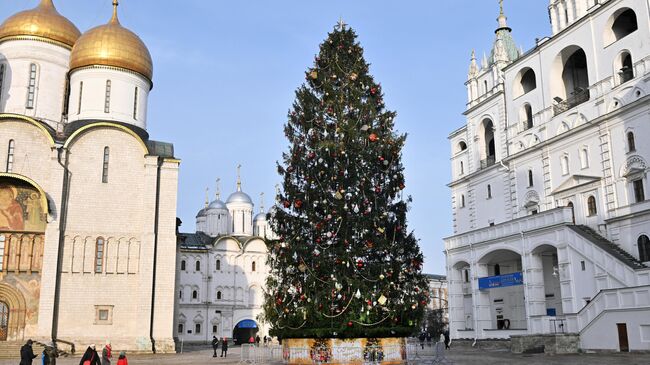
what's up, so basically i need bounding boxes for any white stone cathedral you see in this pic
[175,172,275,344]
[445,0,650,352]
[0,0,178,353]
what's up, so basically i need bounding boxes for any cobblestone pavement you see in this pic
[2,346,650,364]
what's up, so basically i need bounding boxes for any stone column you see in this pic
[447,264,467,337]
[473,262,491,337]
[524,252,547,333]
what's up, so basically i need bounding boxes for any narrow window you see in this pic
[212,325,218,334]
[77,81,83,114]
[0,235,5,271]
[95,237,105,273]
[178,323,184,334]
[0,64,5,103]
[619,53,634,84]
[464,269,469,283]
[217,291,222,300]
[26,63,37,109]
[587,196,597,216]
[6,140,15,173]
[252,261,256,272]
[525,104,533,129]
[638,235,650,262]
[460,161,464,175]
[133,87,139,120]
[531,209,539,215]
[633,179,645,203]
[216,259,221,271]
[192,290,198,300]
[102,147,110,183]
[581,261,586,271]
[179,290,183,299]
[104,80,111,113]
[487,184,492,199]
[561,156,570,175]
[195,323,201,334]
[580,148,589,169]
[627,132,636,152]
[195,260,201,271]
[460,194,465,208]
[494,264,501,276]
[181,260,186,271]
[528,170,534,187]
[484,80,488,94]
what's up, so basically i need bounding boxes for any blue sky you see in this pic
[3,1,551,274]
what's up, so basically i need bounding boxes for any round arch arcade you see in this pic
[232,319,259,345]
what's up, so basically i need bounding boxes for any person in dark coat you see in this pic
[79,345,101,365]
[42,342,58,365]
[255,335,260,346]
[443,329,451,350]
[20,339,37,365]
[220,337,228,358]
[211,336,219,357]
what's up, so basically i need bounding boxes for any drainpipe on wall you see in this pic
[470,242,478,347]
[149,157,164,353]
[52,146,70,342]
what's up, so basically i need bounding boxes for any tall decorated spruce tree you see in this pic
[264,23,429,339]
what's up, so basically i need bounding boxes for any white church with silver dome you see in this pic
[175,168,275,345]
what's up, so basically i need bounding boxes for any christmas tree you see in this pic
[264,22,429,339]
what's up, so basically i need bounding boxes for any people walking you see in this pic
[116,351,128,365]
[211,336,219,357]
[418,332,426,350]
[102,341,112,365]
[41,342,58,365]
[444,329,451,350]
[20,339,37,365]
[79,344,101,365]
[255,335,260,346]
[220,337,228,358]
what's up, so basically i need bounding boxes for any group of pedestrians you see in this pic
[211,336,229,358]
[19,340,128,365]
[418,330,451,350]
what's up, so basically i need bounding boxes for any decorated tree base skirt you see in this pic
[282,337,406,364]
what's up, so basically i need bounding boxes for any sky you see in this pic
[3,0,551,275]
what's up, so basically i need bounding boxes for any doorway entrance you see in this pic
[232,319,259,345]
[617,323,629,352]
[0,302,8,341]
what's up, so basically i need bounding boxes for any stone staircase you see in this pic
[0,341,45,359]
[568,225,648,270]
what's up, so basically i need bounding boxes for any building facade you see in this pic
[175,175,274,345]
[0,0,178,352]
[445,0,650,351]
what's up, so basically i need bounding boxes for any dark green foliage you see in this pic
[264,24,429,339]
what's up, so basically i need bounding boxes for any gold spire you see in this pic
[0,0,81,48]
[111,0,120,24]
[216,178,221,200]
[236,165,242,192]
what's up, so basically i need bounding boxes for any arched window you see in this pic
[627,132,636,152]
[26,63,37,109]
[252,261,256,272]
[458,141,467,152]
[192,290,198,300]
[77,81,84,115]
[133,87,139,120]
[638,235,650,262]
[528,170,534,187]
[520,69,536,94]
[195,323,201,334]
[212,325,218,334]
[619,52,634,84]
[464,269,469,283]
[567,201,575,224]
[216,259,221,271]
[195,260,201,271]
[95,237,105,273]
[553,47,589,115]
[587,196,597,216]
[524,104,533,130]
[633,179,645,203]
[0,63,6,103]
[484,80,488,95]
[178,323,184,334]
[102,147,110,183]
[611,9,638,41]
[180,260,186,271]
[217,291,222,300]
[580,148,589,169]
[561,156,570,175]
[6,140,15,173]
[494,264,501,276]
[481,119,495,166]
[104,80,112,113]
[460,161,464,175]
[487,184,492,199]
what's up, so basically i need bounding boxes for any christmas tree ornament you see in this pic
[378,295,387,305]
[369,133,378,142]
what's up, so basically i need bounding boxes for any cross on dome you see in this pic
[216,178,221,199]
[236,164,242,191]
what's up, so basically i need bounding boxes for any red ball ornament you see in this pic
[399,183,406,190]
[294,200,303,209]
[283,201,291,208]
[276,298,283,305]
[375,186,382,193]
[369,133,378,142]
[347,321,353,327]
[370,87,378,95]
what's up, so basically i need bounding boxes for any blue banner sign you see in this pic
[236,319,258,329]
[478,272,523,290]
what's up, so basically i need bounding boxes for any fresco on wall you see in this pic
[0,182,46,233]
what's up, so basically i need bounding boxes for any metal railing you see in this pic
[553,89,590,116]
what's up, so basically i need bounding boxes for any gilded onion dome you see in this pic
[0,0,81,48]
[69,1,153,81]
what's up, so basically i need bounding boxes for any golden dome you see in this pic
[0,0,80,48]
[69,1,153,81]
